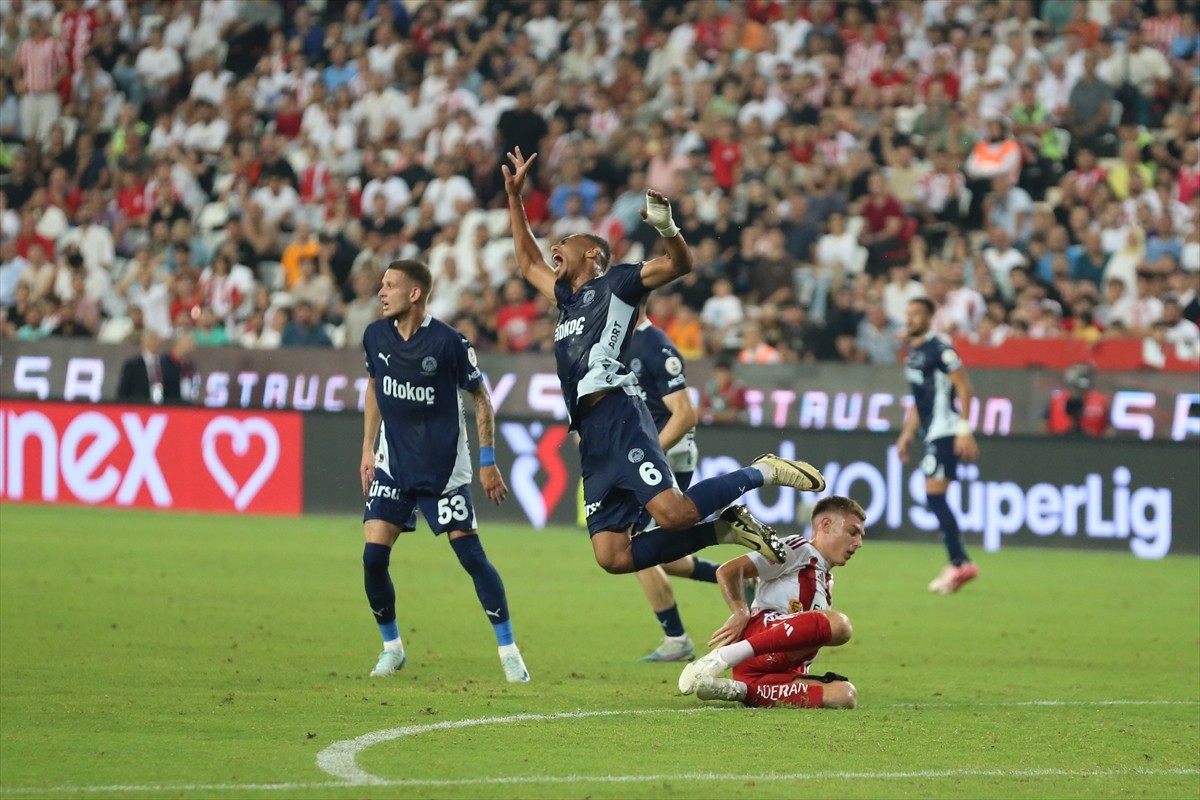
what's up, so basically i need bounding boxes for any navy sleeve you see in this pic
[607,262,648,306]
[933,338,963,374]
[650,339,688,399]
[454,332,483,391]
[363,325,376,379]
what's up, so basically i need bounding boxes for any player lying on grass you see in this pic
[504,145,825,576]
[678,496,866,708]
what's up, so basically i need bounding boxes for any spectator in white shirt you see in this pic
[367,23,403,80]
[181,99,229,156]
[524,0,564,62]
[361,160,412,217]
[133,26,182,102]
[882,262,927,327]
[701,277,745,352]
[188,51,234,106]
[252,173,300,230]
[1156,296,1200,347]
[982,226,1030,299]
[423,157,477,228]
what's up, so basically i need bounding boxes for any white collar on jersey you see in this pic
[636,319,653,331]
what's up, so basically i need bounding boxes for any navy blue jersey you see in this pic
[363,315,482,494]
[553,262,647,429]
[904,332,963,442]
[628,320,689,432]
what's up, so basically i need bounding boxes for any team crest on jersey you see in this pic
[664,355,683,376]
[467,346,478,367]
[628,448,645,463]
[421,356,438,374]
[581,289,596,305]
[630,358,642,374]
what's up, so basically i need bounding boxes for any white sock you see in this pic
[498,643,521,656]
[716,640,754,667]
[384,638,404,653]
[751,462,772,482]
[666,633,691,643]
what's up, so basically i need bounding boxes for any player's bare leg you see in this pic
[635,565,694,662]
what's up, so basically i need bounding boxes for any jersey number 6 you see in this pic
[639,462,662,486]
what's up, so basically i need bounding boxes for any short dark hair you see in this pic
[386,259,432,298]
[581,234,611,271]
[813,495,867,524]
[910,297,936,316]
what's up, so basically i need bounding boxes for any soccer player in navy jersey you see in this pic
[896,297,981,593]
[503,146,826,576]
[677,497,865,709]
[628,296,722,662]
[360,260,530,682]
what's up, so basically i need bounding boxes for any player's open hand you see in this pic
[360,451,375,496]
[896,433,912,463]
[502,147,537,197]
[955,432,979,462]
[479,464,508,505]
[708,610,751,648]
[639,189,672,224]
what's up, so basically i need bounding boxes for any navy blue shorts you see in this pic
[363,477,478,535]
[920,436,959,481]
[578,391,677,536]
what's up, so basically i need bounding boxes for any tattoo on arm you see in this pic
[471,386,496,447]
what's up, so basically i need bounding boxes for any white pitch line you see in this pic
[2,701,1197,796]
[2,768,1197,795]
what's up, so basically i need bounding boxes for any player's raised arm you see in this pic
[361,377,381,495]
[469,383,509,505]
[503,147,557,302]
[639,190,694,290]
[948,367,980,462]
[708,555,760,647]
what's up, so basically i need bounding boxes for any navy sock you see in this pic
[631,522,718,571]
[363,542,399,642]
[449,535,513,643]
[655,604,686,638]
[927,493,969,566]
[684,468,764,522]
[688,557,719,583]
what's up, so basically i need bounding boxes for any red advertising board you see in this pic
[0,401,303,515]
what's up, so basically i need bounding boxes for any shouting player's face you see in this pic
[906,300,932,339]
[379,269,418,319]
[814,511,865,567]
[550,235,604,283]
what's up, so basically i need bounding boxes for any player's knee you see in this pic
[825,611,853,646]
[594,550,633,574]
[651,497,698,530]
[449,533,484,564]
[363,542,390,572]
[824,681,858,709]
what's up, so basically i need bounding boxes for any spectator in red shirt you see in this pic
[495,277,540,353]
[859,171,910,278]
[700,355,749,424]
[708,119,742,191]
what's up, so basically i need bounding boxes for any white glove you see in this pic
[644,193,679,238]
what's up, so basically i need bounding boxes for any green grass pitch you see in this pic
[1,504,1197,799]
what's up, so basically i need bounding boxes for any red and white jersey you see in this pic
[748,535,833,615]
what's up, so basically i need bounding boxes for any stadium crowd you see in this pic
[0,0,1198,365]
